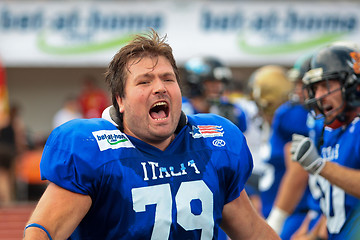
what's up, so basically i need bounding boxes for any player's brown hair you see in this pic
[105,29,180,113]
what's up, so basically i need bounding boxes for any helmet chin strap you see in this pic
[325,114,345,129]
[324,104,350,129]
[174,111,188,134]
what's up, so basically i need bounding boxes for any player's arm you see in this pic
[220,189,280,240]
[276,142,309,213]
[267,142,309,233]
[320,161,360,198]
[23,182,92,240]
[291,134,360,198]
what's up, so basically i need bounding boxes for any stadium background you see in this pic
[2,0,360,138]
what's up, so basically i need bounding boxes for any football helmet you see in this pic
[303,45,360,127]
[287,54,312,103]
[250,65,293,121]
[183,57,232,97]
[288,54,312,83]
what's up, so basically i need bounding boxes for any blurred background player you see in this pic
[52,95,82,129]
[224,77,264,213]
[224,74,263,170]
[15,136,47,202]
[182,56,247,133]
[249,65,309,234]
[265,55,324,239]
[291,44,360,239]
[0,104,27,204]
[249,64,293,186]
[78,75,110,119]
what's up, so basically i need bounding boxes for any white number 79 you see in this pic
[132,180,214,240]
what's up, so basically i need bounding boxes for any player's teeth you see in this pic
[152,102,167,107]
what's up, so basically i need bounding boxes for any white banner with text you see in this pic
[0,1,359,67]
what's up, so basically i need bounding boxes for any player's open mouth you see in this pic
[323,104,333,114]
[150,101,169,120]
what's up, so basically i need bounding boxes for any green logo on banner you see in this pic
[37,32,135,55]
[238,32,346,54]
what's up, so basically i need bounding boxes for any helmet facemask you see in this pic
[304,71,348,127]
[303,45,360,128]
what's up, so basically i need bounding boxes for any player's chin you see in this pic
[154,124,174,134]
[150,122,175,137]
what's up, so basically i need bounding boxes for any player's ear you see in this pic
[116,96,124,113]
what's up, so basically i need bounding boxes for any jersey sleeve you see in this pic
[40,119,106,198]
[215,115,253,204]
[224,133,253,204]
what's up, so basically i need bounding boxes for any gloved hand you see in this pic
[290,134,325,175]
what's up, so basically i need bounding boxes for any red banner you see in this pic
[0,60,9,127]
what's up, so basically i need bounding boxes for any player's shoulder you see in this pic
[186,113,246,147]
[275,101,308,122]
[187,113,238,129]
[275,101,301,115]
[46,118,131,151]
[44,118,135,167]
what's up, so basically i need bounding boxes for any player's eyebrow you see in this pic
[136,71,175,79]
[159,72,176,79]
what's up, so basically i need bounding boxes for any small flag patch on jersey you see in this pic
[190,125,224,138]
[92,130,135,151]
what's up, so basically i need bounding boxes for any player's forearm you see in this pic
[222,191,280,240]
[229,213,281,240]
[320,161,360,198]
[266,170,306,234]
[247,219,281,240]
[23,183,92,240]
[275,166,308,213]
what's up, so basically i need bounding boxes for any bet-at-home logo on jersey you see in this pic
[92,130,135,151]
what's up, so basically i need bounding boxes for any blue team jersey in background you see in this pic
[181,97,247,133]
[311,117,360,239]
[259,102,314,240]
[40,113,253,240]
[260,102,310,216]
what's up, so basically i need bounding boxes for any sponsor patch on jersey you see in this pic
[212,139,226,147]
[92,130,134,151]
[190,125,224,138]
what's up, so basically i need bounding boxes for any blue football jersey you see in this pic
[259,102,310,217]
[259,102,314,240]
[309,117,360,239]
[40,113,253,240]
